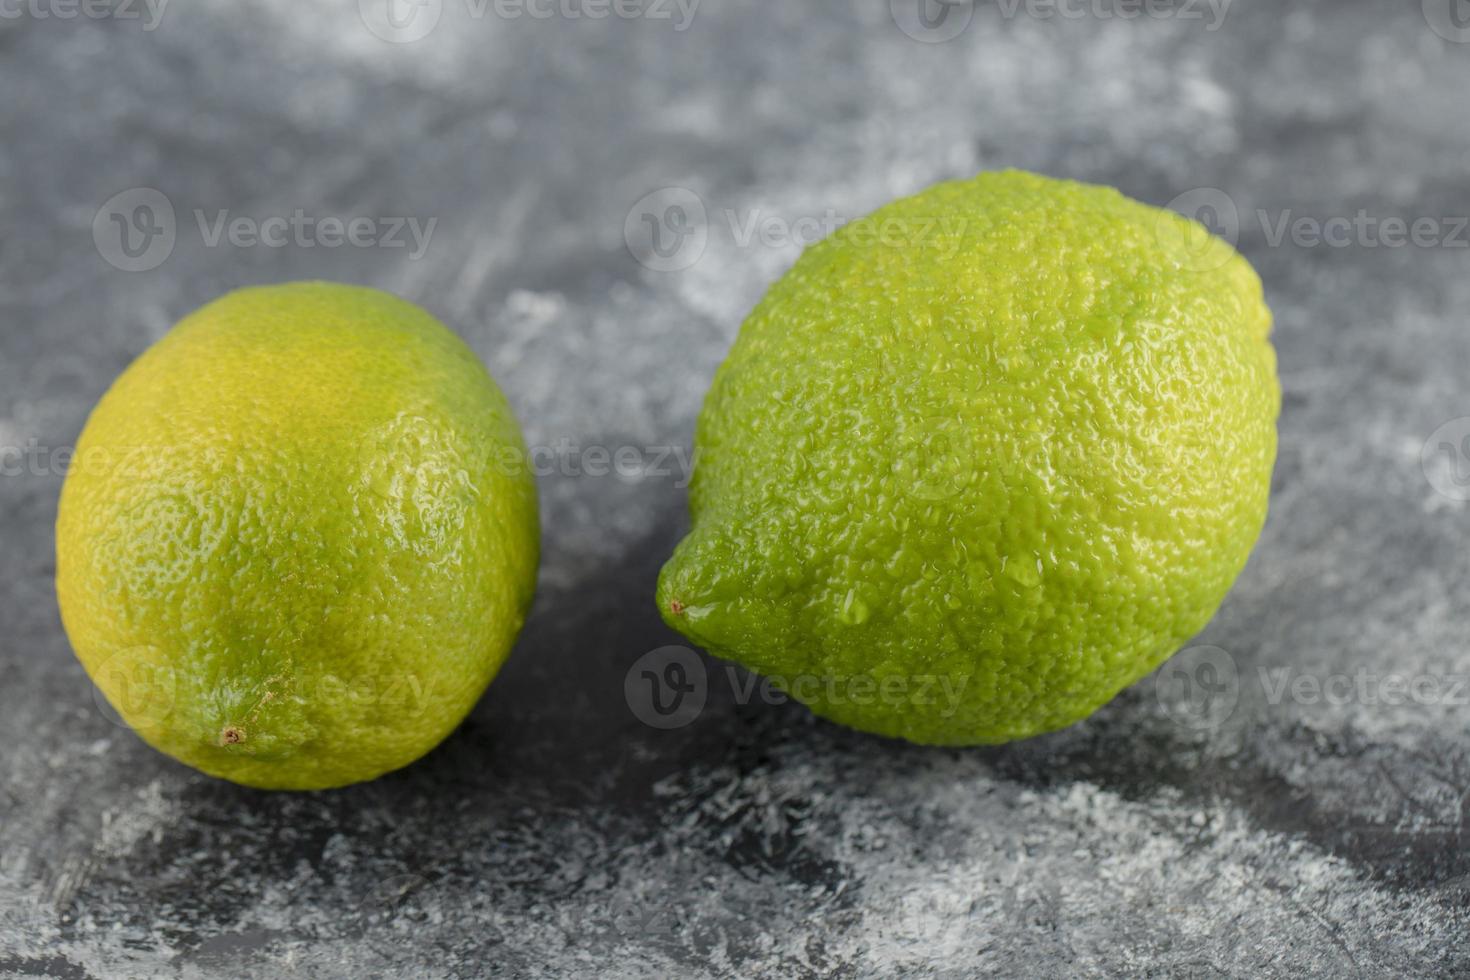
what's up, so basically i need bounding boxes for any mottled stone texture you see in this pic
[2,1,1468,977]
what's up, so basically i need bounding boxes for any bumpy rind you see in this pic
[658,171,1278,745]
[57,282,540,789]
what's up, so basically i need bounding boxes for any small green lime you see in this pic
[658,171,1278,744]
[58,282,539,789]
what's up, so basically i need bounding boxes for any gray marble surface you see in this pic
[3,1,1470,976]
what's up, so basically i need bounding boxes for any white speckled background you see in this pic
[2,1,1469,976]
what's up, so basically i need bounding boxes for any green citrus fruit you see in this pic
[657,171,1278,744]
[57,282,539,789]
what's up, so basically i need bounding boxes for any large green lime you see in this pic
[658,171,1278,744]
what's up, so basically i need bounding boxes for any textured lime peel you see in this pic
[58,282,540,789]
[658,171,1279,745]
